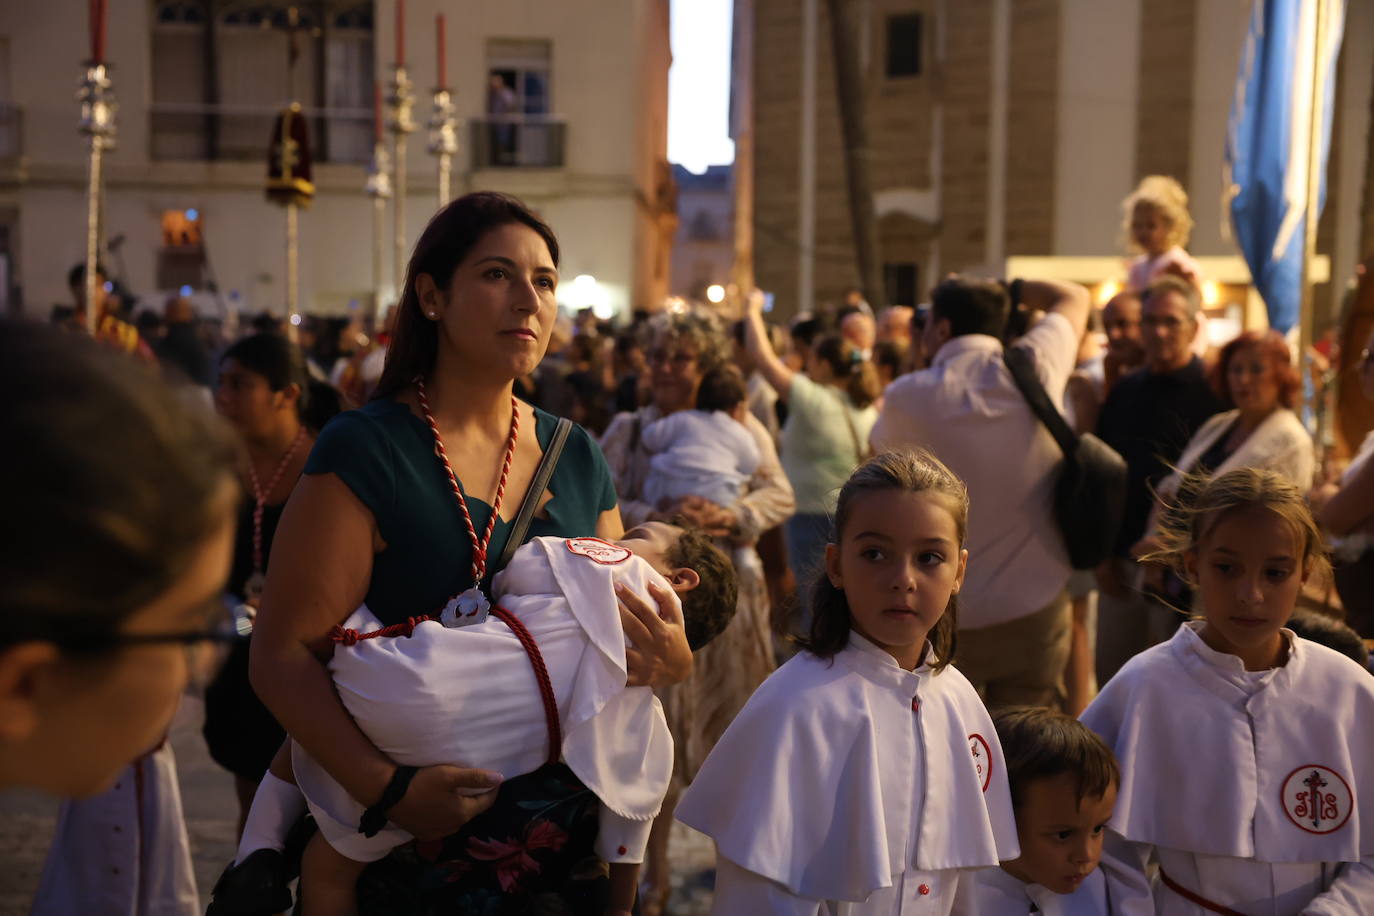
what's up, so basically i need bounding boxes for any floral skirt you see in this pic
[354,763,608,916]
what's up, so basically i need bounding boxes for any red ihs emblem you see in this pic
[1280,765,1353,835]
[564,537,632,565]
[969,733,992,792]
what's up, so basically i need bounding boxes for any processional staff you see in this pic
[387,0,416,296]
[79,0,116,335]
[428,13,457,208]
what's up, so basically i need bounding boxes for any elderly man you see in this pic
[1093,275,1222,684]
[871,275,1089,708]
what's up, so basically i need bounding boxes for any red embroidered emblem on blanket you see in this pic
[564,537,631,565]
[1281,765,1353,835]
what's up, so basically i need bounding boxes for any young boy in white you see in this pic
[953,707,1150,915]
[1082,468,1374,915]
[676,450,1019,914]
[640,364,761,511]
[216,523,736,915]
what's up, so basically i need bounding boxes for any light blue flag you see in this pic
[1225,0,1345,334]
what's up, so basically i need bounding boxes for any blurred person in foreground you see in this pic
[0,319,241,913]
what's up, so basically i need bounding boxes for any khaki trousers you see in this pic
[954,591,1072,711]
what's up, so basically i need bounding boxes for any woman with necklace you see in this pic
[248,192,692,915]
[205,333,319,837]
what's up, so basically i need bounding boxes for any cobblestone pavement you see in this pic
[0,698,716,915]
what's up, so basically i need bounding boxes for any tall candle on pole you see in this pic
[266,9,316,341]
[388,0,416,297]
[428,13,457,207]
[79,0,117,335]
[366,82,393,322]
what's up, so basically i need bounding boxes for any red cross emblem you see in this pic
[969,733,992,792]
[1280,765,1353,835]
[565,537,632,565]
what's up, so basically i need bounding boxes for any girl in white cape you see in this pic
[676,449,1019,914]
[1082,467,1374,914]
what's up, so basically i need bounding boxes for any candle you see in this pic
[395,0,405,66]
[436,14,446,87]
[374,82,382,141]
[90,0,107,64]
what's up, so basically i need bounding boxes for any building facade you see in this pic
[669,163,733,300]
[738,0,1374,324]
[0,0,673,321]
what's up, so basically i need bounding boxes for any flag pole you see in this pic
[1300,0,1330,449]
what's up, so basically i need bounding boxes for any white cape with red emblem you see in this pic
[1081,621,1374,863]
[675,634,1019,902]
[320,536,674,822]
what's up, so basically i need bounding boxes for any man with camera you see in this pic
[870,276,1089,709]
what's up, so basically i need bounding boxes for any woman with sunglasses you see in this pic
[0,320,243,912]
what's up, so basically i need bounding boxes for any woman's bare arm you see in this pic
[1319,458,1374,536]
[250,473,498,838]
[743,290,796,399]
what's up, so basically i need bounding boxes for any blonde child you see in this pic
[1123,175,1202,292]
[953,707,1150,914]
[676,450,1019,914]
[1082,468,1374,914]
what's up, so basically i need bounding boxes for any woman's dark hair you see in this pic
[303,378,344,435]
[2,320,239,641]
[993,706,1120,810]
[374,192,560,400]
[1208,329,1301,410]
[813,334,881,409]
[801,449,967,670]
[789,314,826,351]
[221,332,312,417]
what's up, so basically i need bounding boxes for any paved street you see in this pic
[0,697,715,914]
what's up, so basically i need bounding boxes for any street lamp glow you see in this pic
[706,284,725,303]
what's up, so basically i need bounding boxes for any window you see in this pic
[883,263,919,308]
[477,39,563,168]
[688,211,720,242]
[884,13,922,78]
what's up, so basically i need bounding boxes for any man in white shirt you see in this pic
[870,276,1089,708]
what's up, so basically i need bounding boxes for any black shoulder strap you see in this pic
[492,417,574,578]
[1003,346,1078,458]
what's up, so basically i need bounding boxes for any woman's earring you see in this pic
[427,312,438,319]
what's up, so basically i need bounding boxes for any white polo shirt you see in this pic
[870,313,1076,630]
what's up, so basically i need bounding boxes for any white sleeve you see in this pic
[1101,830,1156,916]
[711,856,825,916]
[1014,311,1078,398]
[1302,856,1374,915]
[595,809,653,865]
[639,415,675,454]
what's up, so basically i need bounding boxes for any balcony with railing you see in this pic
[470,115,566,170]
[149,103,372,165]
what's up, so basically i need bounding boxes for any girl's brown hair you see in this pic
[1145,466,1330,588]
[801,449,967,670]
[374,192,560,400]
[813,334,881,409]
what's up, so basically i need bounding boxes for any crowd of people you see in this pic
[3,179,1373,916]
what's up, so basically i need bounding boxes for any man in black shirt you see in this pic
[1094,275,1223,684]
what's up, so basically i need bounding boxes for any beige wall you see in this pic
[1,0,670,319]
[744,0,1374,320]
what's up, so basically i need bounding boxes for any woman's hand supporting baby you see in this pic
[617,580,693,688]
[386,765,504,840]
